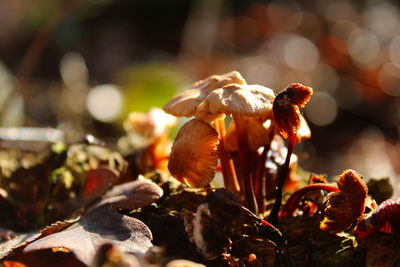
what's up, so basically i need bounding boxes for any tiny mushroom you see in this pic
[168,119,219,188]
[320,169,368,233]
[273,83,313,140]
[124,107,177,139]
[268,83,313,225]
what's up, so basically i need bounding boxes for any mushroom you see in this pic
[195,84,275,123]
[195,83,275,213]
[320,169,368,233]
[268,83,312,225]
[273,83,313,140]
[168,119,219,188]
[280,170,368,232]
[296,115,311,143]
[124,107,177,139]
[163,71,246,118]
[121,108,177,172]
[164,71,247,195]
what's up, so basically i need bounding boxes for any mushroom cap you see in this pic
[320,169,368,233]
[124,108,177,138]
[168,119,219,188]
[273,83,313,139]
[296,115,311,143]
[224,116,273,152]
[163,71,246,118]
[195,84,275,123]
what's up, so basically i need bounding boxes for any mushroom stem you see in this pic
[233,115,258,214]
[279,184,339,219]
[268,133,297,225]
[215,118,241,196]
[254,146,268,213]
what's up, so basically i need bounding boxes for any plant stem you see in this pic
[215,118,240,196]
[233,115,258,214]
[268,133,297,225]
[279,184,339,219]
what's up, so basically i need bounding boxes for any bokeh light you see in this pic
[305,91,338,126]
[86,85,123,123]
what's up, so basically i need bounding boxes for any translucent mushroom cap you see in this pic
[195,84,275,123]
[320,169,368,233]
[168,119,219,188]
[296,115,311,143]
[163,71,246,118]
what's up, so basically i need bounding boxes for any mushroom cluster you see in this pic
[163,71,312,215]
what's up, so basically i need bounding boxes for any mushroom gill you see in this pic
[168,119,219,188]
[320,169,368,233]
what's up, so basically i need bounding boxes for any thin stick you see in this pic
[268,133,297,225]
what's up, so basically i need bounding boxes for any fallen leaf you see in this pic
[3,179,163,266]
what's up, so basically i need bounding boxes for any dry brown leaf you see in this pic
[2,179,163,266]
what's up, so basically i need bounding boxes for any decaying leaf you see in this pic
[2,179,163,266]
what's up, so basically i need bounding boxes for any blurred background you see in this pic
[0,0,399,191]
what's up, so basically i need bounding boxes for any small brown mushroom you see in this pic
[163,71,246,118]
[168,119,219,188]
[273,83,313,139]
[268,83,313,225]
[124,107,177,139]
[320,169,368,233]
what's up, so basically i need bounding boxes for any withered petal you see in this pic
[168,119,219,188]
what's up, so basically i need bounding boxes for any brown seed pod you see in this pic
[273,83,313,139]
[320,169,368,233]
[355,198,400,239]
[168,119,219,188]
